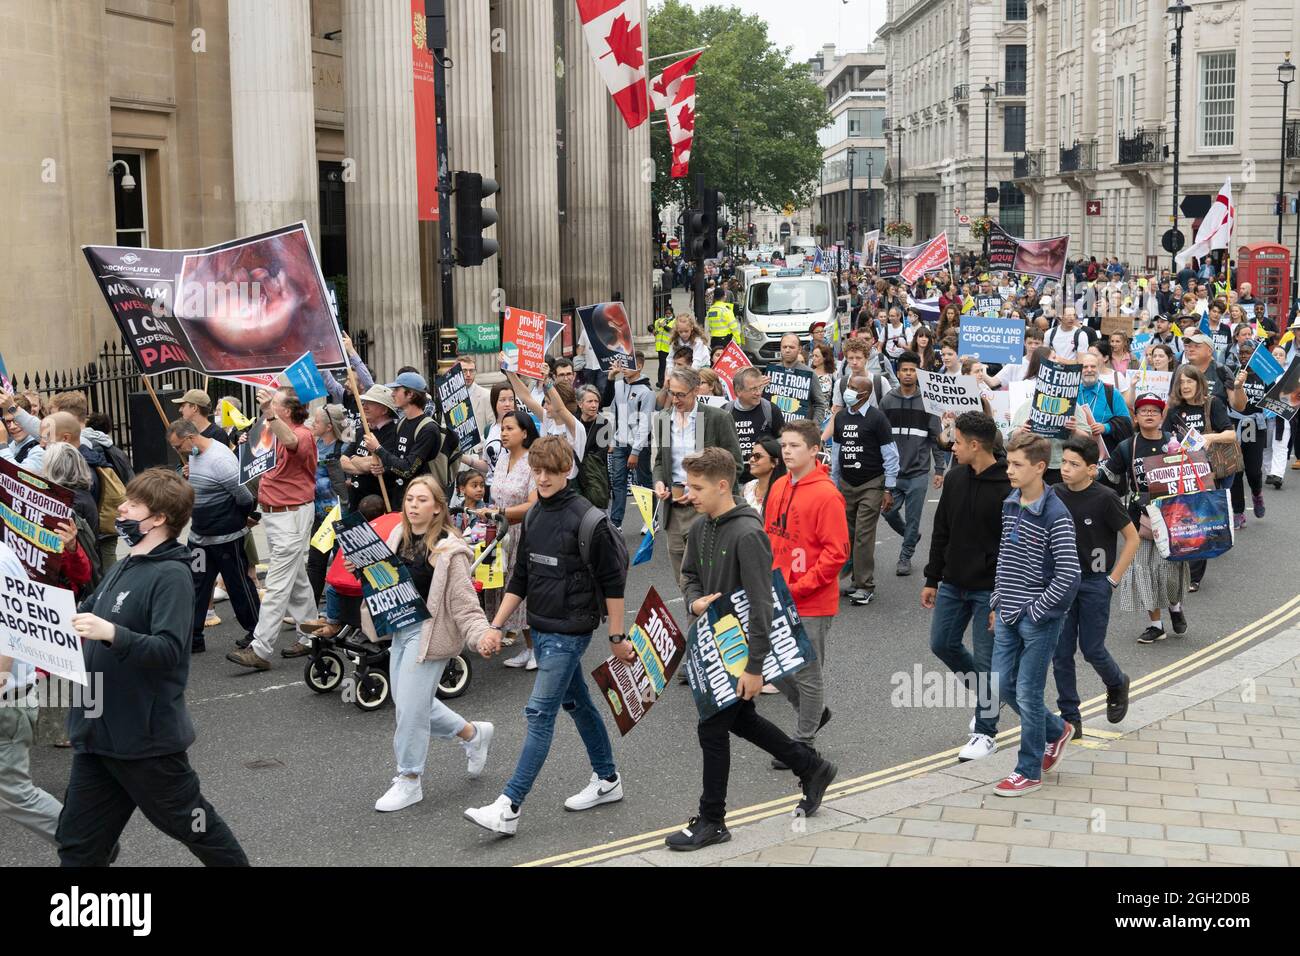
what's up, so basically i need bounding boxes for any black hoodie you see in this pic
[67,538,198,759]
[680,503,775,676]
[923,458,1010,592]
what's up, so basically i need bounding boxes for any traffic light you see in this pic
[453,171,499,267]
[701,187,727,259]
[685,206,709,259]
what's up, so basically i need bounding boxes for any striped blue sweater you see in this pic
[992,485,1080,624]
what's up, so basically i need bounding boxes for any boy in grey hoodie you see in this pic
[665,448,837,851]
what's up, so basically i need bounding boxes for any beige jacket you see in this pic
[361,527,490,663]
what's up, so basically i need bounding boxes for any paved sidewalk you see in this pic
[601,626,1300,867]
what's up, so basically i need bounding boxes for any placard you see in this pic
[238,417,277,485]
[985,223,1070,281]
[0,561,86,686]
[1259,355,1300,421]
[1141,450,1213,497]
[576,301,636,372]
[959,316,1025,364]
[1130,367,1173,400]
[712,341,752,399]
[764,364,815,420]
[590,587,686,736]
[1027,358,1083,439]
[436,363,482,455]
[917,371,982,416]
[974,294,1002,317]
[0,457,75,585]
[334,512,396,567]
[502,307,548,379]
[358,558,430,637]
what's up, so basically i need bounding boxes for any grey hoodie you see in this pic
[679,503,775,676]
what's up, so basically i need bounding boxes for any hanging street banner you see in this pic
[959,316,1025,364]
[0,458,75,585]
[411,0,440,222]
[502,306,549,379]
[684,571,815,721]
[82,223,345,388]
[576,302,637,372]
[986,222,1070,282]
[0,556,86,686]
[590,587,686,736]
[436,363,482,455]
[1027,358,1083,438]
[764,364,815,420]
[916,371,983,416]
[237,417,278,486]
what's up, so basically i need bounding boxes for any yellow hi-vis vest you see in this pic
[705,301,741,342]
[653,315,674,354]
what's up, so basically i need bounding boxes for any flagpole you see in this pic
[648,45,708,65]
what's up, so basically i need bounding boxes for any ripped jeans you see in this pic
[502,631,616,806]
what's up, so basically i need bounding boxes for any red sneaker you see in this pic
[1041,723,1073,774]
[994,773,1041,798]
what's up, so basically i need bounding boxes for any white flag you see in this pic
[1175,178,1235,270]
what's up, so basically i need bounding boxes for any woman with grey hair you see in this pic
[43,441,99,536]
[303,404,354,617]
[576,384,610,508]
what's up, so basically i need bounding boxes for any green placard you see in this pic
[457,322,500,354]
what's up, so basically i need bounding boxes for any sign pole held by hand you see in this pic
[345,364,391,512]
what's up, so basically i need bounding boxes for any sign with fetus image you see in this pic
[82,222,345,385]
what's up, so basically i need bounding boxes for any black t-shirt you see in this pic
[1167,396,1231,440]
[730,399,783,481]
[1053,481,1133,574]
[200,421,232,448]
[397,529,446,600]
[1237,370,1267,416]
[833,405,893,486]
[1208,320,1233,357]
[344,419,399,510]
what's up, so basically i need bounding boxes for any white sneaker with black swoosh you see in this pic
[563,772,623,811]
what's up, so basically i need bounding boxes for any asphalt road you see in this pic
[5,466,1299,868]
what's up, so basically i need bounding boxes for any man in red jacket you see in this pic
[763,419,850,764]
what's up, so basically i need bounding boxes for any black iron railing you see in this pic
[998,80,1027,96]
[1059,140,1097,174]
[952,84,969,102]
[1117,128,1165,165]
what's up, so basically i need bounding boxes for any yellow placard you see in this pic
[631,485,656,535]
[310,504,341,553]
[219,398,252,430]
[474,541,504,589]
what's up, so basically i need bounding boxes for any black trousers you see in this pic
[697,698,816,823]
[306,513,333,606]
[1229,434,1265,513]
[189,537,261,640]
[57,751,249,867]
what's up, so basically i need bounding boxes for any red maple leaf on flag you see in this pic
[604,14,643,70]
[676,103,696,132]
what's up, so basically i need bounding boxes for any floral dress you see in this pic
[491,449,535,633]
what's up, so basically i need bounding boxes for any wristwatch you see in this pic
[608,633,627,644]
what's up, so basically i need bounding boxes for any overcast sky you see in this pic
[675,0,889,63]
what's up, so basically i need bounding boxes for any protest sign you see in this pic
[82,223,344,386]
[712,341,752,399]
[311,504,341,553]
[283,350,329,403]
[1027,358,1083,438]
[862,229,880,268]
[917,371,983,416]
[502,307,548,379]
[1259,356,1300,421]
[436,364,482,455]
[219,398,252,431]
[0,457,75,585]
[0,562,86,686]
[1100,313,1133,338]
[238,417,277,485]
[959,316,1024,364]
[987,390,1015,439]
[590,588,686,735]
[334,512,397,567]
[358,558,430,637]
[974,294,1002,317]
[764,364,815,420]
[878,234,950,281]
[576,302,636,372]
[1130,366,1172,400]
[685,571,815,721]
[985,223,1069,281]
[1247,345,1285,387]
[1131,332,1152,362]
[1141,450,1213,497]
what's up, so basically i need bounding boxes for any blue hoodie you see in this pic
[1078,379,1131,436]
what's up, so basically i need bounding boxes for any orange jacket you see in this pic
[763,463,849,618]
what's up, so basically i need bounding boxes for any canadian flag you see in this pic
[575,0,649,129]
[648,51,702,111]
[1175,177,1235,270]
[666,74,696,178]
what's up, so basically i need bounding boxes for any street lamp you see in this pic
[1277,52,1295,244]
[1168,0,1189,275]
[731,125,741,254]
[847,146,857,258]
[981,77,996,260]
[894,121,904,223]
[866,151,875,234]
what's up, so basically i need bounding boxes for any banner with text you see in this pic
[590,587,686,735]
[764,364,815,420]
[916,371,983,416]
[238,418,278,486]
[712,341,752,399]
[986,222,1070,282]
[1027,358,1083,438]
[576,302,636,372]
[436,364,482,455]
[502,307,548,380]
[0,564,85,686]
[959,316,1025,364]
[0,458,75,586]
[335,513,430,637]
[1259,356,1300,421]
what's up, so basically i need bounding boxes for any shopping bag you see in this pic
[1146,488,1234,561]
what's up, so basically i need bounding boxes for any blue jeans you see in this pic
[928,583,997,737]
[883,474,929,560]
[1053,574,1125,725]
[608,445,652,528]
[993,613,1068,780]
[389,622,468,776]
[503,631,616,806]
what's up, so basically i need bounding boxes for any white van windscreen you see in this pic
[747,280,831,316]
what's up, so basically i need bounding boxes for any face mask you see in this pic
[115,517,152,547]
[842,389,860,407]
[189,445,200,457]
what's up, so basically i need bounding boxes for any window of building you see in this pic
[112,152,148,248]
[1004,44,1026,94]
[1006,0,1027,21]
[999,181,1025,235]
[1115,73,1127,138]
[1004,105,1026,152]
[1197,51,1236,148]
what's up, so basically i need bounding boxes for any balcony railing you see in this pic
[998,79,1027,96]
[1288,119,1300,160]
[1012,149,1045,179]
[1059,139,1097,174]
[952,84,969,102]
[1116,128,1166,166]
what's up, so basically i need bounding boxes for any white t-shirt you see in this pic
[1044,323,1091,360]
[542,415,585,479]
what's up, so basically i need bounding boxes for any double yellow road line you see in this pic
[519,594,1300,867]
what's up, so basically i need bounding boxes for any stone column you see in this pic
[445,0,498,369]
[607,0,652,340]
[560,2,612,309]
[492,0,561,325]
[342,0,423,382]
[227,0,319,240]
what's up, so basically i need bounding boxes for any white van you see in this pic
[741,270,836,362]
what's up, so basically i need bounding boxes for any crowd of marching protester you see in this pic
[2,247,1298,863]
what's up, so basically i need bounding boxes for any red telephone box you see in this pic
[1237,243,1292,332]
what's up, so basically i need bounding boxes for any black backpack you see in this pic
[523,497,628,621]
[1100,384,1135,452]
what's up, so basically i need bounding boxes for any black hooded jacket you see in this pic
[923,458,1011,592]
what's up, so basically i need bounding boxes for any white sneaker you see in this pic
[204,609,221,629]
[212,586,229,604]
[957,733,997,762]
[525,650,538,671]
[462,721,494,777]
[564,772,624,811]
[375,775,422,812]
[503,647,533,669]
[464,794,520,835]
